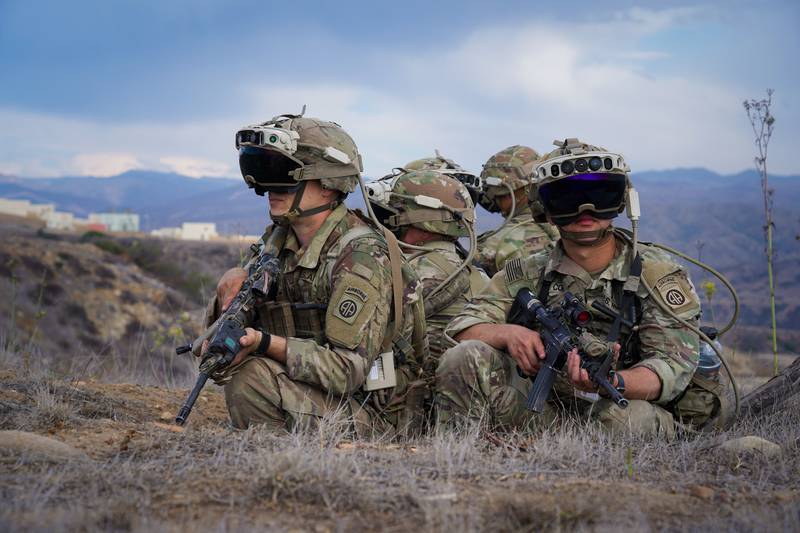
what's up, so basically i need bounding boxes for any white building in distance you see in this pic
[150,222,218,241]
[0,198,55,219]
[150,227,182,239]
[181,222,217,241]
[44,211,76,230]
[88,212,140,232]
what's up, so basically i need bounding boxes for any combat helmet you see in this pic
[365,170,475,239]
[404,151,482,205]
[533,138,637,244]
[479,145,540,213]
[235,109,363,222]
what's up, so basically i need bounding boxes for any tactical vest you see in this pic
[255,223,426,371]
[532,259,644,369]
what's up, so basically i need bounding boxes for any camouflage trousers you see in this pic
[224,357,393,436]
[435,340,676,438]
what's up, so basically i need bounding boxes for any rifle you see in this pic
[507,288,629,413]
[174,227,286,426]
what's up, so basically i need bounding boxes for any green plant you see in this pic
[743,89,778,375]
[702,280,717,329]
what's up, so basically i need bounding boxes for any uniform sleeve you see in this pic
[474,243,498,278]
[284,238,393,396]
[444,268,515,339]
[493,223,554,275]
[633,266,701,404]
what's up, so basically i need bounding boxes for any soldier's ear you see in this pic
[320,185,339,201]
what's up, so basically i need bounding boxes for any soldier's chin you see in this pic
[570,233,600,244]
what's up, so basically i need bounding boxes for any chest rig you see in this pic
[535,253,644,368]
[254,225,375,344]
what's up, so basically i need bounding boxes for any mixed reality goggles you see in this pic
[538,173,627,226]
[238,145,304,194]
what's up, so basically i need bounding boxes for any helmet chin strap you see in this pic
[557,225,614,247]
[271,181,340,226]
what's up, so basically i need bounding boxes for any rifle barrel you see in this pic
[175,372,210,426]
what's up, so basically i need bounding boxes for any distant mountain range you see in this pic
[2,168,799,347]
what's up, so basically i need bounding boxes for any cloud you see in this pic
[0,108,242,178]
[70,152,141,177]
[159,156,232,178]
[0,6,796,179]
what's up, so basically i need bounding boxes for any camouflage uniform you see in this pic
[475,203,559,277]
[367,169,488,377]
[436,232,711,437]
[217,204,428,436]
[207,113,428,436]
[475,145,558,277]
[410,241,488,375]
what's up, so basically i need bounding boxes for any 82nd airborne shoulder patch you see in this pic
[326,272,381,350]
[654,272,697,315]
[333,286,369,324]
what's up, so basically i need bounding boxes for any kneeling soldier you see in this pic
[436,139,732,438]
[203,112,428,436]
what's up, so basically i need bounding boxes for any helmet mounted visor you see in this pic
[238,145,303,193]
[538,173,627,226]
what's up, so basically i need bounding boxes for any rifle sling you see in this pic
[607,252,642,344]
[381,227,405,353]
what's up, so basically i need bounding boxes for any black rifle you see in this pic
[508,288,629,413]
[174,227,285,426]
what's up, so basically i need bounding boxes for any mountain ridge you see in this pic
[2,168,799,344]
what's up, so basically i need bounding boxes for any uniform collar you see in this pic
[545,235,629,286]
[282,203,349,270]
[508,203,532,220]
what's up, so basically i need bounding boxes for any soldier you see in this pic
[203,112,428,436]
[436,139,731,438]
[475,145,559,277]
[366,170,489,376]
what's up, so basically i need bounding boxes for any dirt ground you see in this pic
[1,364,798,532]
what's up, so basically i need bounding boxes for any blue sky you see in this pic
[0,0,797,178]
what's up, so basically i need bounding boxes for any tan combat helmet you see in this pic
[365,170,475,239]
[235,109,363,222]
[404,150,482,205]
[479,145,540,213]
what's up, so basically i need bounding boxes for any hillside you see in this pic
[0,207,798,531]
[1,167,799,350]
[0,219,249,384]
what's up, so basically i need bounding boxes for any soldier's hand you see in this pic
[230,327,262,367]
[504,325,545,376]
[566,348,594,392]
[567,343,621,392]
[197,339,209,358]
[217,267,248,312]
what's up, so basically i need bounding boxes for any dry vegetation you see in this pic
[1,220,798,531]
[1,347,798,533]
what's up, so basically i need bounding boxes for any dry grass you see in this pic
[1,353,799,532]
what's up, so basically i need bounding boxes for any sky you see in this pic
[0,0,798,179]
